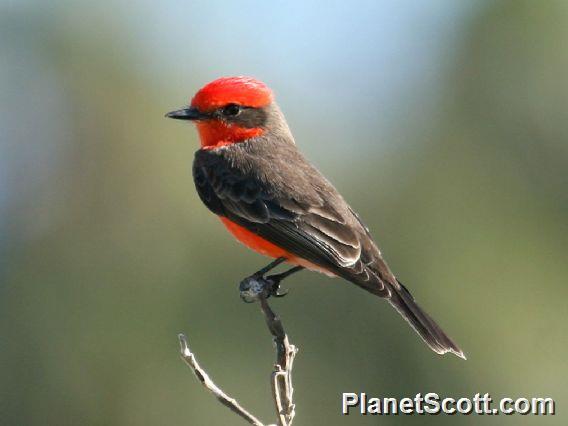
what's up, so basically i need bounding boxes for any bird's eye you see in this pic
[221,103,242,117]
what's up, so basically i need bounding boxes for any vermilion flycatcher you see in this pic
[167,76,465,359]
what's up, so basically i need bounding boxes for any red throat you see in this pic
[196,121,264,149]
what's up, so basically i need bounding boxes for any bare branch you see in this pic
[260,298,297,426]
[178,275,298,425]
[178,334,266,426]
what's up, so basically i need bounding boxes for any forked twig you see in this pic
[260,298,297,425]
[179,275,298,425]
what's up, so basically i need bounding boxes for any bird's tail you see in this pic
[385,280,465,359]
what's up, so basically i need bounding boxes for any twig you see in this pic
[179,275,298,425]
[178,334,265,426]
[260,298,297,426]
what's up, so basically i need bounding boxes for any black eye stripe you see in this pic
[214,104,268,128]
[221,103,242,116]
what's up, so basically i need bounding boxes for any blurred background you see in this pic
[1,0,566,425]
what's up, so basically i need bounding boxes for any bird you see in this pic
[166,76,465,359]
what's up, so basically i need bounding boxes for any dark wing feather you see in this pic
[193,145,364,275]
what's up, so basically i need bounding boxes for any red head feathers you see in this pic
[191,76,273,111]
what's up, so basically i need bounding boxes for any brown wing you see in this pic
[193,140,392,295]
[192,139,464,358]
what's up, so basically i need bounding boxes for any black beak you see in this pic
[165,107,207,121]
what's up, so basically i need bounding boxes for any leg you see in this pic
[254,257,287,276]
[239,258,304,303]
[265,266,304,297]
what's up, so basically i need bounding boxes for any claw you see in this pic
[266,275,289,298]
[239,261,302,303]
[273,288,289,298]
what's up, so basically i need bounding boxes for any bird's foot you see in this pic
[239,272,288,303]
[267,272,290,298]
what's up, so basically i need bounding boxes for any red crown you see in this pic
[191,76,273,111]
